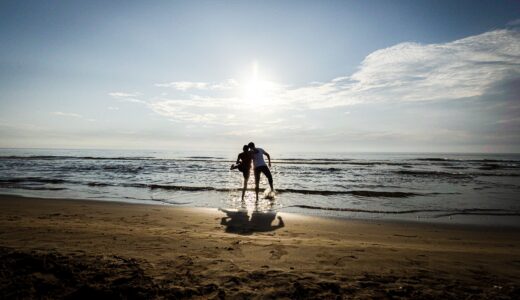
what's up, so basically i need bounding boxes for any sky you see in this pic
[0,0,519,153]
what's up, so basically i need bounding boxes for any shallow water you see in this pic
[1,148,519,226]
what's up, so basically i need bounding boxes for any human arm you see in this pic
[264,151,271,167]
[236,154,241,165]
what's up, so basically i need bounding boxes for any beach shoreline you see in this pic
[2,189,519,228]
[1,194,519,298]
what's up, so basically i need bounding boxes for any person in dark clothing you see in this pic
[230,145,253,200]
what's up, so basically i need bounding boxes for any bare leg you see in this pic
[262,167,274,192]
[241,174,249,200]
[254,170,260,203]
[266,171,274,191]
[255,180,260,202]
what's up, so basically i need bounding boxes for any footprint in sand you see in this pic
[269,245,288,260]
[226,241,245,257]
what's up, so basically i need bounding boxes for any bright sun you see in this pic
[242,62,276,107]
[244,78,268,101]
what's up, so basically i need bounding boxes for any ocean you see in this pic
[1,148,519,226]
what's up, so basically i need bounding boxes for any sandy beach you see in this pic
[0,194,519,299]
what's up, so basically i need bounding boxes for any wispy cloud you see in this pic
[154,81,208,90]
[114,29,520,127]
[148,97,240,125]
[51,112,96,122]
[154,79,238,91]
[108,92,146,104]
[210,79,239,90]
[497,117,520,124]
[52,111,83,118]
[108,92,138,98]
[508,19,520,27]
[347,29,519,102]
[283,29,520,108]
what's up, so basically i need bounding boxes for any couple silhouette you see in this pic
[231,142,274,201]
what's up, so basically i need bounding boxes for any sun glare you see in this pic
[244,78,268,101]
[241,62,277,108]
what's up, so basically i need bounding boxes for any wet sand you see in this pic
[0,194,519,299]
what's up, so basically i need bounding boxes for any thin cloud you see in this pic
[52,111,83,118]
[108,92,139,98]
[210,79,239,90]
[284,29,520,108]
[497,117,520,124]
[154,79,239,91]
[51,112,96,122]
[148,98,239,125]
[154,81,208,90]
[508,19,520,27]
[347,29,520,103]
[108,92,146,104]
[118,28,520,125]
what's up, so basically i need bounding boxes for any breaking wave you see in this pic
[289,205,520,217]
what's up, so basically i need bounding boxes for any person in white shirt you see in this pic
[247,142,274,201]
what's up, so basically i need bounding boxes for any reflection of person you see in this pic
[230,145,252,200]
[250,210,284,232]
[219,208,250,233]
[219,207,284,234]
[248,142,274,201]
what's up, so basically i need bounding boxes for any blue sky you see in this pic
[0,0,519,152]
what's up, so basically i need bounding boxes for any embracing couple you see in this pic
[231,142,274,201]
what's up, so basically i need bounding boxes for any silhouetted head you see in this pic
[248,142,255,149]
[242,145,249,152]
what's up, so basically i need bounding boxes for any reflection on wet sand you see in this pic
[219,206,284,235]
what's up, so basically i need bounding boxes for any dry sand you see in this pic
[0,194,519,299]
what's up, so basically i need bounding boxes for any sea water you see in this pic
[1,148,519,226]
